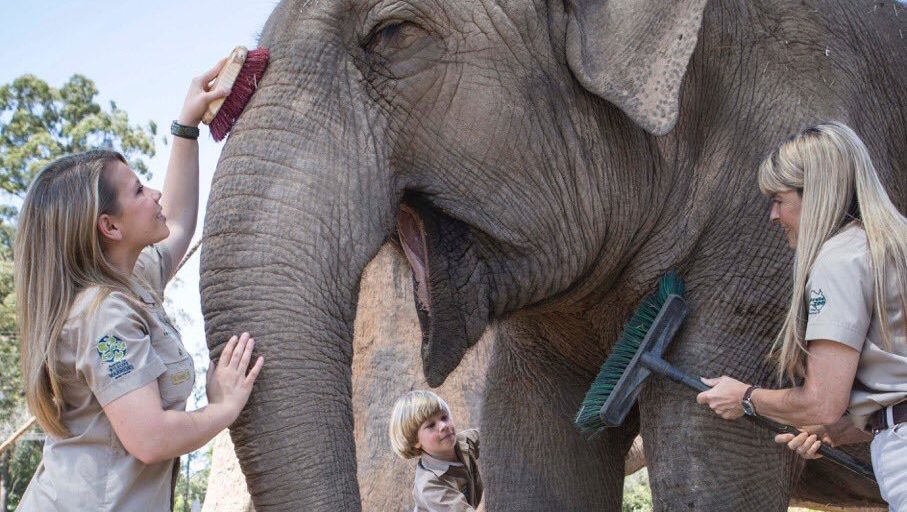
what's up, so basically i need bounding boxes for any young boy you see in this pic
[389,390,484,512]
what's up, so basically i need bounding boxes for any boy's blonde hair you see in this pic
[389,390,451,459]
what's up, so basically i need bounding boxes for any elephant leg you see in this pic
[639,330,797,511]
[481,323,636,511]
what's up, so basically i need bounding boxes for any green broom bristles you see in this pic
[574,272,685,434]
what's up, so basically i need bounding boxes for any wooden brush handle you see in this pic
[202,46,248,125]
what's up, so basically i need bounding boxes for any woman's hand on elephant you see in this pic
[775,431,824,459]
[696,376,750,420]
[206,332,265,418]
[176,57,231,127]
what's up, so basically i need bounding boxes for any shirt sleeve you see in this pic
[77,292,167,406]
[462,429,479,460]
[132,244,173,296]
[804,250,873,352]
[414,480,475,512]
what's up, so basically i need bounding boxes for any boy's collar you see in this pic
[419,451,464,477]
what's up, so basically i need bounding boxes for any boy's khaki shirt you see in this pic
[19,245,195,512]
[413,429,483,512]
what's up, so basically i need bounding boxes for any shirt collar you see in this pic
[419,452,464,478]
[129,281,156,306]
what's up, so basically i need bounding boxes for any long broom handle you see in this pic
[639,352,876,482]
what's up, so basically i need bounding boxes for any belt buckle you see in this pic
[872,405,895,435]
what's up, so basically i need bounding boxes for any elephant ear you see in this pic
[565,0,708,136]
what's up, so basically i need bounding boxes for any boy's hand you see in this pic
[177,58,231,127]
[206,332,264,419]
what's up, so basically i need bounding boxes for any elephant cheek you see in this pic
[397,205,430,312]
[396,201,488,386]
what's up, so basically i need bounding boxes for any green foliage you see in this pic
[172,446,212,512]
[0,257,19,422]
[2,440,42,512]
[0,74,157,199]
[623,470,653,512]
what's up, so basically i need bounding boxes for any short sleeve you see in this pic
[414,480,475,512]
[77,292,167,406]
[461,429,479,460]
[133,244,173,297]
[804,250,873,352]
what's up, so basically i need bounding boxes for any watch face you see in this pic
[742,401,755,416]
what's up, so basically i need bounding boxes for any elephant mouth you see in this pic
[396,198,488,386]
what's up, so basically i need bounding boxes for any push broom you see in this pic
[575,273,875,481]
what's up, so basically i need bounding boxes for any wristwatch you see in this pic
[742,385,761,417]
[170,120,200,140]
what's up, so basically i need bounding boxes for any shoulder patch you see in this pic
[808,289,827,315]
[97,335,134,379]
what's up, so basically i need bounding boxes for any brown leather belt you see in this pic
[869,401,907,433]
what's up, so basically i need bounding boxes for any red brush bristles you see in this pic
[210,48,270,142]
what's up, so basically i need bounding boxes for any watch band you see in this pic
[170,120,200,140]
[742,385,760,416]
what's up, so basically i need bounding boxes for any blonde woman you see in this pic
[696,122,907,508]
[16,61,264,511]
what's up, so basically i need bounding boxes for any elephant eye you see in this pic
[362,20,442,79]
[366,21,426,53]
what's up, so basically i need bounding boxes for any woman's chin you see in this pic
[153,227,170,244]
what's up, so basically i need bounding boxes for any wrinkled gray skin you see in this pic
[200,0,906,509]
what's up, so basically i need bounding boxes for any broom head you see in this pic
[574,272,686,434]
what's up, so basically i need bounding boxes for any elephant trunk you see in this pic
[200,47,394,511]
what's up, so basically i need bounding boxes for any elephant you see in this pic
[198,0,906,510]
[198,244,640,511]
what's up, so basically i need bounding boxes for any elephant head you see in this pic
[201,0,902,509]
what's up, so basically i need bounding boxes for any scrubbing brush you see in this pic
[202,46,270,141]
[575,272,875,481]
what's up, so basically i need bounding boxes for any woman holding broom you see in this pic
[15,60,264,511]
[697,122,907,509]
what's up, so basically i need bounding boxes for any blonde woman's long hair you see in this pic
[15,150,134,438]
[758,122,907,383]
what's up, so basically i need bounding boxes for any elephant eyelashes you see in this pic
[362,21,442,79]
[366,22,420,52]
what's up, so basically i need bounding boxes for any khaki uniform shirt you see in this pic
[804,224,907,430]
[19,245,195,512]
[413,429,483,512]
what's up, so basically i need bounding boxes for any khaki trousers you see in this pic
[871,420,907,511]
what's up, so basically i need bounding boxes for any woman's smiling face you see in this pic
[415,411,457,461]
[102,161,169,249]
[770,188,802,248]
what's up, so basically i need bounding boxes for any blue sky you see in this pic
[0,0,279,360]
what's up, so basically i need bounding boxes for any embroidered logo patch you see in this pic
[97,335,133,379]
[808,289,827,315]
